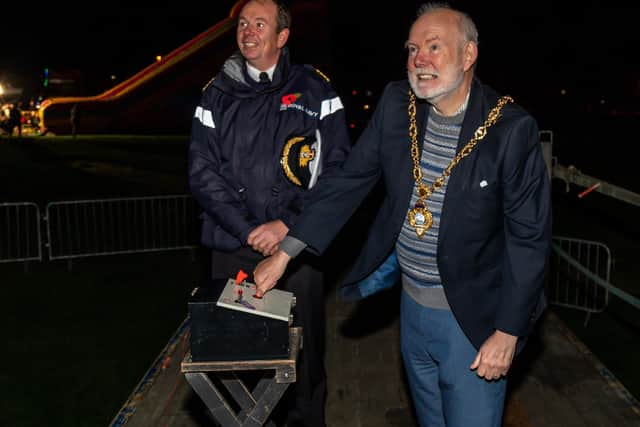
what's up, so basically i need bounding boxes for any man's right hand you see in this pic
[247,220,289,256]
[253,250,291,297]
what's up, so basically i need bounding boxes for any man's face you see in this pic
[237,0,289,71]
[406,10,473,105]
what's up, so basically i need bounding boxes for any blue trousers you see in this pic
[400,290,506,427]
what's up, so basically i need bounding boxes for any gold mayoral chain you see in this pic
[407,91,514,238]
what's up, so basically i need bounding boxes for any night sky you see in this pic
[2,0,638,131]
[1,3,229,94]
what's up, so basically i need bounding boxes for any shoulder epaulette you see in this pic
[304,64,331,83]
[314,67,331,83]
[202,75,216,92]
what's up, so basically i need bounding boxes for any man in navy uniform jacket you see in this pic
[188,1,350,425]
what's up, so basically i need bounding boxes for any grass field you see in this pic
[0,134,638,426]
[0,135,190,205]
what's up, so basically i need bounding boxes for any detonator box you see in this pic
[189,278,295,362]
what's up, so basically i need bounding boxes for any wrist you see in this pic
[495,329,518,341]
[275,249,291,262]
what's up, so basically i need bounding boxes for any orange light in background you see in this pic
[560,89,566,95]
[156,55,162,62]
[363,104,370,110]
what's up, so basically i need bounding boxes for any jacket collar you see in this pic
[246,62,276,82]
[457,78,484,154]
[214,48,291,97]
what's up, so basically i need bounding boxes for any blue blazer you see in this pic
[290,78,552,351]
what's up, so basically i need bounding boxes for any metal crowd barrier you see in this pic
[548,236,612,325]
[44,195,200,261]
[5,197,638,327]
[0,202,42,263]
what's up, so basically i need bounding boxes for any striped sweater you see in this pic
[396,106,465,309]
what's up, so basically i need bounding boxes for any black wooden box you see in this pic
[188,281,291,362]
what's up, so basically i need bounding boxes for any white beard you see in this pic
[407,65,464,103]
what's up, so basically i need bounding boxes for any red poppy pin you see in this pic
[282,93,302,105]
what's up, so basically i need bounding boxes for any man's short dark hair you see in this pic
[238,0,291,33]
[273,0,291,33]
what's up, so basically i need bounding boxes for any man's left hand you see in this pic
[247,220,289,256]
[254,250,291,297]
[470,330,517,380]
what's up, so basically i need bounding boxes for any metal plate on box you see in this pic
[216,278,294,322]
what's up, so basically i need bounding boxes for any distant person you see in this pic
[187,0,351,426]
[254,3,551,427]
[8,104,22,138]
[70,104,80,138]
[0,109,7,136]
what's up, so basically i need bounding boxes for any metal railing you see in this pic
[0,202,42,263]
[44,195,199,260]
[548,236,612,326]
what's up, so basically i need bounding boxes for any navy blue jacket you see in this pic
[189,49,350,251]
[290,78,551,350]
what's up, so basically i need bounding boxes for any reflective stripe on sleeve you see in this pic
[194,106,215,128]
[319,97,344,120]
